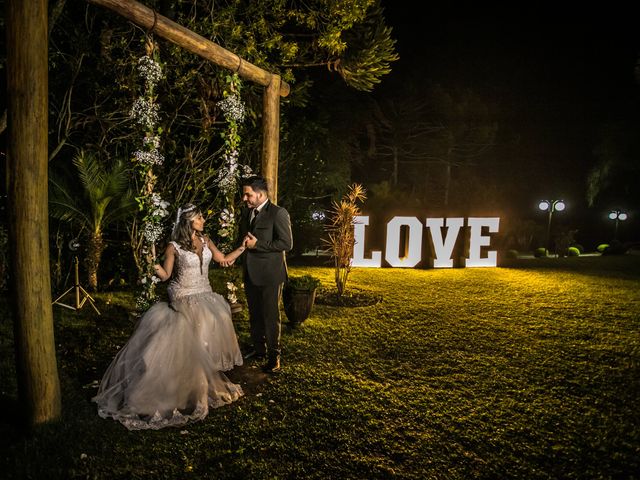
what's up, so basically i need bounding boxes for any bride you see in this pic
[93,204,247,430]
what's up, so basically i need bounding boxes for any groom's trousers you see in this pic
[244,276,282,360]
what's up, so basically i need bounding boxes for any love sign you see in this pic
[351,216,500,268]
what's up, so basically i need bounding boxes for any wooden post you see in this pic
[6,0,62,425]
[262,75,281,203]
[86,0,289,96]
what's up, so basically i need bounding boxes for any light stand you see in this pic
[538,199,566,255]
[52,256,101,315]
[608,210,628,240]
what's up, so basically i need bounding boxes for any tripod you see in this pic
[52,256,101,315]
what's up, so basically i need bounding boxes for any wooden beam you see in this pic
[6,0,62,426]
[262,75,281,202]
[87,0,289,97]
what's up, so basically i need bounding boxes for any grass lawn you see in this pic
[1,255,639,479]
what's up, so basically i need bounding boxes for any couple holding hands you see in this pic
[93,176,293,430]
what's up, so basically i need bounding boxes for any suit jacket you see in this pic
[238,200,293,285]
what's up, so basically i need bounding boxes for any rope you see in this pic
[148,8,158,35]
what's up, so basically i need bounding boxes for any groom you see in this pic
[239,176,293,373]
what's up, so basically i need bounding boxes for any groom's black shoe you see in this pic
[244,350,265,361]
[262,358,281,374]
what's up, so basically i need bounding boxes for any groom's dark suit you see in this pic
[239,200,293,365]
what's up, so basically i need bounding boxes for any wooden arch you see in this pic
[88,0,291,202]
[5,0,290,426]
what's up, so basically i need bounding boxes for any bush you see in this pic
[533,247,548,258]
[597,244,609,253]
[568,247,580,257]
[286,274,321,291]
[571,243,585,254]
[506,249,519,259]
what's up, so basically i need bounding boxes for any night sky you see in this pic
[378,4,639,244]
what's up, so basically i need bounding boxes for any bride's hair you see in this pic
[171,204,203,251]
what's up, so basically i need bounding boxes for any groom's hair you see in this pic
[242,176,269,193]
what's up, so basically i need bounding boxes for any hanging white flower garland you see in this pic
[130,52,170,311]
[214,76,252,306]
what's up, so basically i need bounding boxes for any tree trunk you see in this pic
[86,230,105,291]
[443,162,451,207]
[392,146,398,186]
[6,0,62,426]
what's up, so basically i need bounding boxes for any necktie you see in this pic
[250,209,259,229]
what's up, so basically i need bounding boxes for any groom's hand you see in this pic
[245,232,258,249]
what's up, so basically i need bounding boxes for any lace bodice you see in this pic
[167,239,213,301]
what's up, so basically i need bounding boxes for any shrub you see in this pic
[323,184,367,297]
[286,274,321,291]
[568,247,580,257]
[597,244,609,253]
[533,247,548,258]
[571,243,585,253]
[506,249,519,259]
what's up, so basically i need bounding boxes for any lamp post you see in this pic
[608,210,628,240]
[538,200,565,254]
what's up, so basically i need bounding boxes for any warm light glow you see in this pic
[538,201,550,211]
[385,217,423,267]
[351,216,382,267]
[464,217,500,267]
[351,215,501,269]
[426,217,464,268]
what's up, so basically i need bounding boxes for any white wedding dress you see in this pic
[92,240,243,430]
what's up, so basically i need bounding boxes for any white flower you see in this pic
[133,149,164,166]
[151,193,163,206]
[214,151,252,195]
[142,222,164,242]
[218,94,245,123]
[312,210,326,221]
[219,208,233,228]
[152,207,169,218]
[130,97,159,130]
[137,56,163,86]
[241,164,253,176]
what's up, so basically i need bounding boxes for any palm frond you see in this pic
[73,150,108,205]
[48,175,92,225]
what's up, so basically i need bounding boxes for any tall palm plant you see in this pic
[323,184,367,297]
[49,150,136,291]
